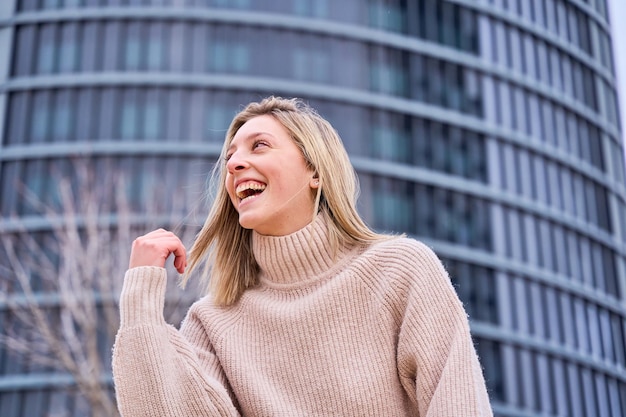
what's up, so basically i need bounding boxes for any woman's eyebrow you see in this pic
[227,131,274,152]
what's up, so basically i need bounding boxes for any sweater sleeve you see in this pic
[112,266,240,417]
[394,241,493,417]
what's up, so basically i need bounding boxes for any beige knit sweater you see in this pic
[112,215,493,416]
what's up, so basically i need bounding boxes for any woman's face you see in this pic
[225,115,318,236]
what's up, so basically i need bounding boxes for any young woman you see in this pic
[112,96,493,416]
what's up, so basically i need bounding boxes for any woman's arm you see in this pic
[112,229,239,416]
[395,241,492,417]
[112,267,239,416]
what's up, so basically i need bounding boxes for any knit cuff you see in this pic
[119,266,167,328]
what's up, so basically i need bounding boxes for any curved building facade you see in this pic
[1,0,625,416]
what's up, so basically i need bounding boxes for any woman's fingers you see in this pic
[129,229,187,273]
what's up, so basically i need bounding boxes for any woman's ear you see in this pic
[310,176,320,189]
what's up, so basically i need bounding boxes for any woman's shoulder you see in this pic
[364,236,442,268]
[357,236,450,292]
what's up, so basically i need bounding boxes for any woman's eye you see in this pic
[252,140,268,150]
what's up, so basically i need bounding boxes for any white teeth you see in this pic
[236,181,266,199]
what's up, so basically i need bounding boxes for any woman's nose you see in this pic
[226,152,249,172]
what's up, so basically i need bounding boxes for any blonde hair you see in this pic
[184,96,389,306]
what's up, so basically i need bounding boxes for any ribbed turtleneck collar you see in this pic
[252,213,356,286]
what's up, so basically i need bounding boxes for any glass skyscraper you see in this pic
[1,0,625,416]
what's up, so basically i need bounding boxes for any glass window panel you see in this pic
[532,154,547,204]
[465,131,486,183]
[6,92,30,145]
[610,313,626,366]
[551,359,569,415]
[522,33,537,78]
[459,6,478,53]
[372,176,414,233]
[574,298,590,353]
[20,159,46,215]
[593,372,610,417]
[169,22,188,72]
[552,225,568,275]
[124,21,142,71]
[572,173,587,220]
[370,48,408,97]
[147,22,165,71]
[566,230,582,282]
[42,0,61,7]
[508,27,523,73]
[31,90,52,143]
[572,61,584,104]
[494,21,507,68]
[424,0,438,43]
[602,247,618,297]
[579,236,594,288]
[207,27,251,74]
[537,219,554,271]
[502,343,519,405]
[561,54,574,98]
[536,354,554,413]
[598,308,613,362]
[520,349,538,409]
[120,89,140,140]
[556,0,569,41]
[591,242,606,292]
[370,113,411,164]
[164,89,185,142]
[482,76,497,123]
[497,81,513,129]
[584,178,597,225]
[474,339,504,400]
[586,303,604,360]
[12,25,36,76]
[99,87,119,141]
[567,364,584,417]
[512,277,531,333]
[607,379,623,417]
[546,161,563,210]
[330,38,367,90]
[536,40,549,85]
[204,92,240,143]
[517,150,532,198]
[478,15,494,61]
[414,183,434,238]
[81,21,101,72]
[22,390,48,416]
[52,89,75,141]
[0,162,19,216]
[582,368,599,416]
[143,89,163,141]
[293,0,329,18]
[521,214,537,267]
[528,94,542,140]
[559,293,577,348]
[293,45,330,83]
[37,23,57,73]
[529,282,546,338]
[59,22,79,72]
[368,0,407,33]
[540,99,555,146]
[190,23,208,73]
[76,88,96,141]
[103,21,121,71]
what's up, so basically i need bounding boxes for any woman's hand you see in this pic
[129,229,187,274]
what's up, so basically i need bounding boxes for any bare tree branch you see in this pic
[0,158,203,416]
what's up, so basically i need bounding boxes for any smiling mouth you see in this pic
[236,181,267,202]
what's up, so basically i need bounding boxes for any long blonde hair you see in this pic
[183,96,389,306]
